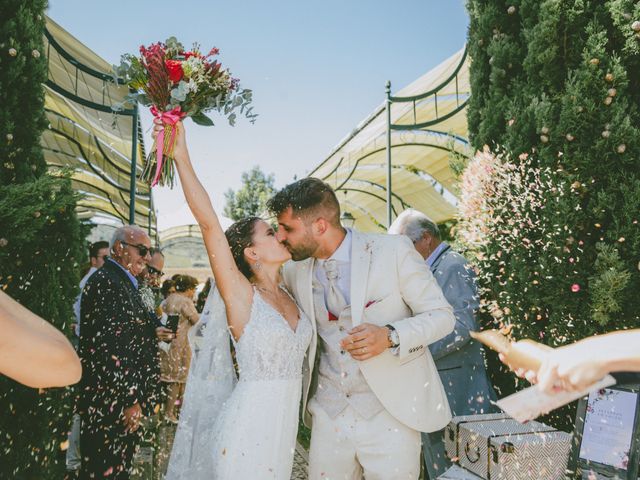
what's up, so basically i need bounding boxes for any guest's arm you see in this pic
[0,290,81,388]
[181,299,200,326]
[533,330,640,393]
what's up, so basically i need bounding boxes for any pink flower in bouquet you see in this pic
[571,283,580,292]
[165,59,184,83]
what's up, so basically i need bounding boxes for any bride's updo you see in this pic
[225,216,261,280]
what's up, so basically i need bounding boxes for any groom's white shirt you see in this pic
[314,229,352,306]
[282,229,455,433]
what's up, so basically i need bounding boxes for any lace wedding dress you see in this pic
[166,286,312,479]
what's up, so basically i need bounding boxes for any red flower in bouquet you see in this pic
[115,37,256,188]
[165,59,184,83]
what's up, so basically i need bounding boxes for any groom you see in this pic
[268,178,456,479]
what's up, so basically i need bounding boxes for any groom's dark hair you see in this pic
[267,177,341,227]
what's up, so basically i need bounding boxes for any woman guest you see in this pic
[160,275,200,422]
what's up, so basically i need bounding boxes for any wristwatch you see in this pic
[385,324,400,348]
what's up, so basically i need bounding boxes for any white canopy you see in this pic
[42,17,156,235]
[310,47,469,232]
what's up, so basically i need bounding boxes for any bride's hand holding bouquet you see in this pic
[116,37,256,187]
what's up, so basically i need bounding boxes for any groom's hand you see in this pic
[341,323,390,361]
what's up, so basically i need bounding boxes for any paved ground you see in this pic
[291,443,309,479]
[130,419,310,479]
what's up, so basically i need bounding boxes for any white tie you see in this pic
[324,259,347,316]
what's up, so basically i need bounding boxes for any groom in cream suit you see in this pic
[267,178,456,479]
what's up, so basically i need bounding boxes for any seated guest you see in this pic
[390,209,497,479]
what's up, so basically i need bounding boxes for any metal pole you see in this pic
[385,80,392,228]
[129,105,138,224]
[148,190,153,236]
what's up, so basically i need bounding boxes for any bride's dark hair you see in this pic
[225,217,261,280]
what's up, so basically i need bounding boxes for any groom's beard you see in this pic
[283,240,317,262]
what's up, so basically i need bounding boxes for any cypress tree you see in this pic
[0,0,48,184]
[0,1,86,476]
[462,0,640,429]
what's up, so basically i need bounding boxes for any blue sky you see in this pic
[48,0,469,230]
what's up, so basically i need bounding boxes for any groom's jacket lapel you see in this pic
[299,257,317,328]
[350,230,371,327]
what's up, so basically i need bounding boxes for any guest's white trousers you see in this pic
[308,399,421,480]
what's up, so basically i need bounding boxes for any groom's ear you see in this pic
[313,217,328,236]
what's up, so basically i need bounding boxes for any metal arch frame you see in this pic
[43,120,157,232]
[46,127,140,196]
[45,157,153,225]
[385,44,469,227]
[44,26,150,228]
[318,133,465,222]
[46,168,131,224]
[324,135,467,190]
[318,129,468,185]
[45,109,147,180]
[341,199,387,231]
[340,181,409,213]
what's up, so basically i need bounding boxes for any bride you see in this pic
[161,122,312,479]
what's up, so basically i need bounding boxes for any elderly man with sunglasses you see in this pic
[77,225,164,479]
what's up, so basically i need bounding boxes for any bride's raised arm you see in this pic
[153,121,252,337]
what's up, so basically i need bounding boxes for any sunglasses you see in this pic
[147,265,164,276]
[121,241,151,257]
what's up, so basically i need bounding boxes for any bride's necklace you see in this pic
[252,284,287,317]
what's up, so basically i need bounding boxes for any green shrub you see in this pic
[462,0,640,430]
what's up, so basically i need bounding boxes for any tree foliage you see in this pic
[223,166,276,221]
[461,0,640,429]
[0,0,48,185]
[0,2,86,476]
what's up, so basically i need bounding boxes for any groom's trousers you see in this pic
[308,399,421,480]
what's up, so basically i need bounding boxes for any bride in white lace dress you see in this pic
[159,122,312,479]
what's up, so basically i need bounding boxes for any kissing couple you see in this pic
[160,121,456,480]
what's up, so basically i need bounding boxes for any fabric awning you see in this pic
[42,17,156,235]
[310,47,469,231]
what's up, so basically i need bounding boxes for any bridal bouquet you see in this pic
[114,37,256,187]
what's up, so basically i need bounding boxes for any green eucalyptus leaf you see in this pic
[191,112,214,126]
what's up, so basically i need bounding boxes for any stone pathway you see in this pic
[291,443,309,479]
